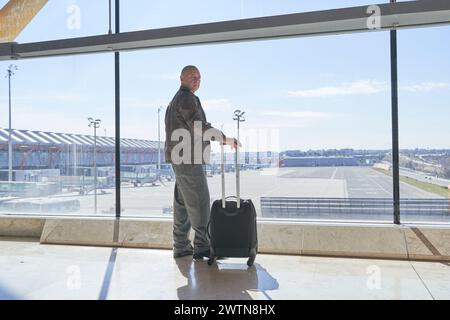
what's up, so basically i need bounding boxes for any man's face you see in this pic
[182,70,201,93]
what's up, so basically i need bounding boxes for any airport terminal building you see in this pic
[0,127,162,179]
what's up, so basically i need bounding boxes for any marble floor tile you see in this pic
[409,261,450,300]
[0,239,444,300]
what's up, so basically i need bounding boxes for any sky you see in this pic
[0,0,449,152]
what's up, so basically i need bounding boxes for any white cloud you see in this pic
[400,82,450,92]
[6,94,83,103]
[202,98,234,111]
[262,111,333,119]
[160,73,179,80]
[123,97,233,112]
[288,80,388,97]
[241,110,338,131]
[123,98,170,109]
[288,80,450,98]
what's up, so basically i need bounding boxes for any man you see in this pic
[165,65,241,260]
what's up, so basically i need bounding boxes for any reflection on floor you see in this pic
[0,238,449,300]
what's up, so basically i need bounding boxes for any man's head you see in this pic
[180,65,201,93]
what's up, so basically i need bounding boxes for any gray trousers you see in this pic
[172,164,211,254]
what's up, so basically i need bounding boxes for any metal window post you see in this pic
[8,69,12,181]
[115,0,121,219]
[88,118,101,214]
[94,124,97,213]
[390,0,401,225]
[158,106,162,171]
[6,65,17,182]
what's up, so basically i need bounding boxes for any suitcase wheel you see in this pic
[208,248,215,266]
[247,256,255,267]
[247,248,257,267]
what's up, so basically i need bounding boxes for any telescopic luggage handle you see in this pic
[221,139,240,209]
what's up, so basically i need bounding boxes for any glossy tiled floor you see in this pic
[0,238,449,300]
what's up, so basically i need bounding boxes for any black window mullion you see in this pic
[390,0,401,225]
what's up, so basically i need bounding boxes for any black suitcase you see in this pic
[207,142,258,267]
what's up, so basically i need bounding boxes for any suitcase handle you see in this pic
[221,141,240,209]
[223,209,240,217]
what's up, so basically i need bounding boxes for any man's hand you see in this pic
[223,137,242,150]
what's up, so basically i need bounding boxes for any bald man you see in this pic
[165,65,240,260]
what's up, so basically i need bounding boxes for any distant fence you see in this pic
[260,197,450,218]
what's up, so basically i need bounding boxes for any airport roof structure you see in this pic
[0,128,161,149]
[1,1,450,60]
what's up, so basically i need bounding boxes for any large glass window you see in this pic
[2,1,448,225]
[398,25,450,224]
[0,54,116,216]
[121,30,394,222]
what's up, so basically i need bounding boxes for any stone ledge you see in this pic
[38,217,174,249]
[1,216,450,261]
[0,216,45,238]
[302,224,408,260]
[404,226,450,261]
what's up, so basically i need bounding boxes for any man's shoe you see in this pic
[193,250,210,260]
[173,249,193,258]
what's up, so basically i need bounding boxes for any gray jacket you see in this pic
[164,86,226,165]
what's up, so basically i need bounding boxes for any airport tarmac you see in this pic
[3,166,446,222]
[120,166,444,216]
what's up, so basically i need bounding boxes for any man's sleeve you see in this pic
[177,94,227,143]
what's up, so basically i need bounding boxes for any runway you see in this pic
[0,166,448,223]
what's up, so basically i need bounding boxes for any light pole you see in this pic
[220,123,224,168]
[88,117,101,214]
[6,65,18,182]
[233,109,245,200]
[233,109,245,150]
[158,106,163,172]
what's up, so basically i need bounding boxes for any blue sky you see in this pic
[0,0,449,151]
